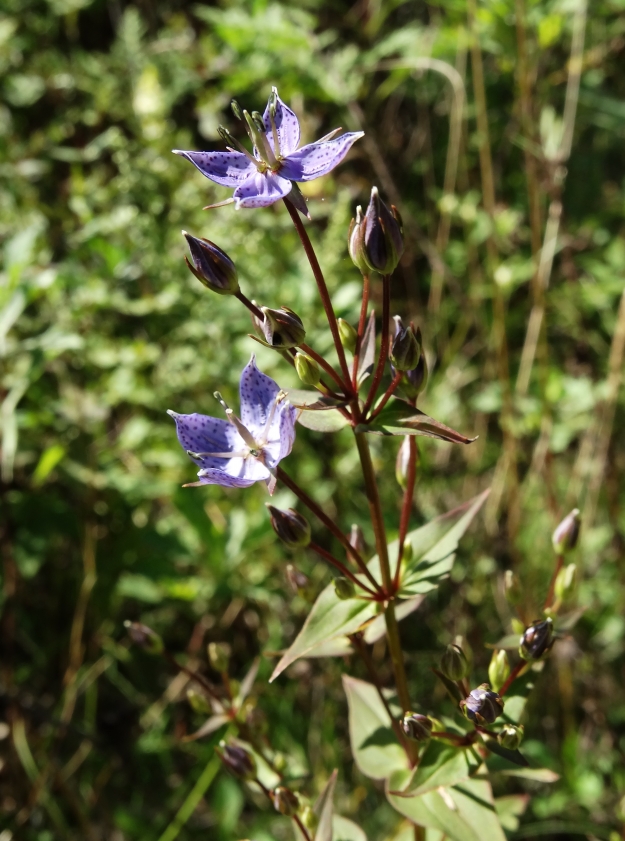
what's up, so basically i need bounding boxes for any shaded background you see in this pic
[1,0,624,838]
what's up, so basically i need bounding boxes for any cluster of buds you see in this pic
[402,712,433,742]
[519,618,554,661]
[460,684,504,725]
[348,187,404,275]
[390,317,428,400]
[266,505,311,548]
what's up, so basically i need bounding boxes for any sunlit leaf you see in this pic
[332,815,368,841]
[314,770,337,841]
[356,311,376,386]
[392,740,480,797]
[286,389,349,410]
[296,407,350,432]
[356,400,476,444]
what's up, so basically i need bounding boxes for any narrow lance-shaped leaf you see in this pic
[314,770,337,841]
[357,310,376,386]
[357,399,476,444]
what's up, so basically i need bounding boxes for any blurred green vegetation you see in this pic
[1,0,624,839]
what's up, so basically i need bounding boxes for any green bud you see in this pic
[334,577,356,600]
[503,569,522,605]
[402,712,433,742]
[258,306,306,349]
[294,352,321,386]
[440,643,469,681]
[497,724,524,750]
[286,563,309,594]
[361,186,404,274]
[395,436,419,489]
[182,232,240,295]
[300,805,317,834]
[389,316,420,371]
[186,688,212,715]
[488,649,510,693]
[266,505,311,548]
[272,786,299,816]
[218,741,256,780]
[554,563,577,604]
[208,642,230,673]
[401,538,413,564]
[124,621,163,655]
[349,524,366,555]
[400,341,428,399]
[552,508,581,554]
[347,206,369,274]
[338,318,358,354]
[519,617,554,661]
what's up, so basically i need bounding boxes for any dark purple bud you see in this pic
[398,327,427,399]
[389,316,420,372]
[552,508,580,554]
[218,741,256,780]
[519,618,554,661]
[334,577,356,600]
[361,187,404,274]
[124,621,163,655]
[440,643,469,681]
[347,206,369,274]
[182,232,239,295]
[460,683,504,725]
[402,712,433,742]
[497,724,524,750]
[272,786,299,816]
[208,642,230,673]
[286,563,309,594]
[349,524,366,555]
[259,306,306,349]
[266,505,311,548]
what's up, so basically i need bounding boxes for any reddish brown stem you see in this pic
[499,660,525,697]
[544,553,564,609]
[352,274,371,389]
[369,372,402,421]
[309,542,378,598]
[393,436,417,591]
[283,198,353,390]
[362,274,391,416]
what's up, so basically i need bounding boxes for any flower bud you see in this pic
[460,684,504,725]
[552,508,580,554]
[401,538,413,564]
[334,577,356,600]
[272,786,299,816]
[300,805,317,834]
[554,563,577,604]
[286,563,309,594]
[400,332,428,399]
[349,524,366,555]
[187,688,212,715]
[208,642,230,673]
[218,742,256,780]
[497,724,524,750]
[395,436,419,489]
[389,316,420,372]
[259,306,306,349]
[402,712,433,742]
[503,569,522,606]
[182,232,239,295]
[347,206,369,274]
[488,649,510,693]
[266,505,311,548]
[124,621,163,655]
[519,618,554,661]
[440,643,469,681]
[338,318,358,354]
[361,186,404,274]
[294,352,321,386]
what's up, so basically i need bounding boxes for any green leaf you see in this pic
[296,407,350,432]
[387,787,481,841]
[343,676,408,781]
[356,311,376,386]
[356,400,476,444]
[494,794,529,832]
[486,755,559,782]
[450,779,507,841]
[362,596,424,644]
[269,590,378,681]
[332,815,367,841]
[285,389,349,410]
[314,770,337,841]
[393,741,480,797]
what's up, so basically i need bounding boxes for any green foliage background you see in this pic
[1,0,624,838]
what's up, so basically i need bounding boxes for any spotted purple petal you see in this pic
[238,356,281,436]
[233,171,292,208]
[280,132,364,182]
[195,466,257,488]
[262,90,301,157]
[264,403,297,466]
[173,150,256,187]
[167,411,243,470]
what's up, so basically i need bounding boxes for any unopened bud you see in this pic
[124,621,163,655]
[400,338,428,399]
[286,563,309,594]
[300,805,317,833]
[208,642,230,673]
[488,649,510,693]
[402,712,433,742]
[266,505,311,548]
[334,577,356,600]
[503,569,522,605]
[460,684,504,725]
[272,786,299,816]
[182,232,239,295]
[552,508,580,554]
[441,643,469,681]
[349,524,366,555]
[338,318,358,354]
[497,724,524,750]
[554,563,577,604]
[396,436,419,489]
[519,618,554,661]
[259,306,306,349]
[187,688,212,715]
[294,352,320,386]
[218,742,256,780]
[361,186,404,274]
[347,206,369,274]
[389,316,420,371]
[401,538,413,564]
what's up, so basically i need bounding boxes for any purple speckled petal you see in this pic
[279,132,364,182]
[233,170,292,208]
[262,90,301,157]
[238,356,281,437]
[264,402,297,467]
[173,150,256,187]
[196,466,257,488]
[168,411,244,471]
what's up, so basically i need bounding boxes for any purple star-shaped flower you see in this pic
[168,356,297,495]
[173,86,364,210]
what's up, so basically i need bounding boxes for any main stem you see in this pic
[354,432,411,713]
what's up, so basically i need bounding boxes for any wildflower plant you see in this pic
[130,87,585,840]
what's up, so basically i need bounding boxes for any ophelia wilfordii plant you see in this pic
[129,86,585,841]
